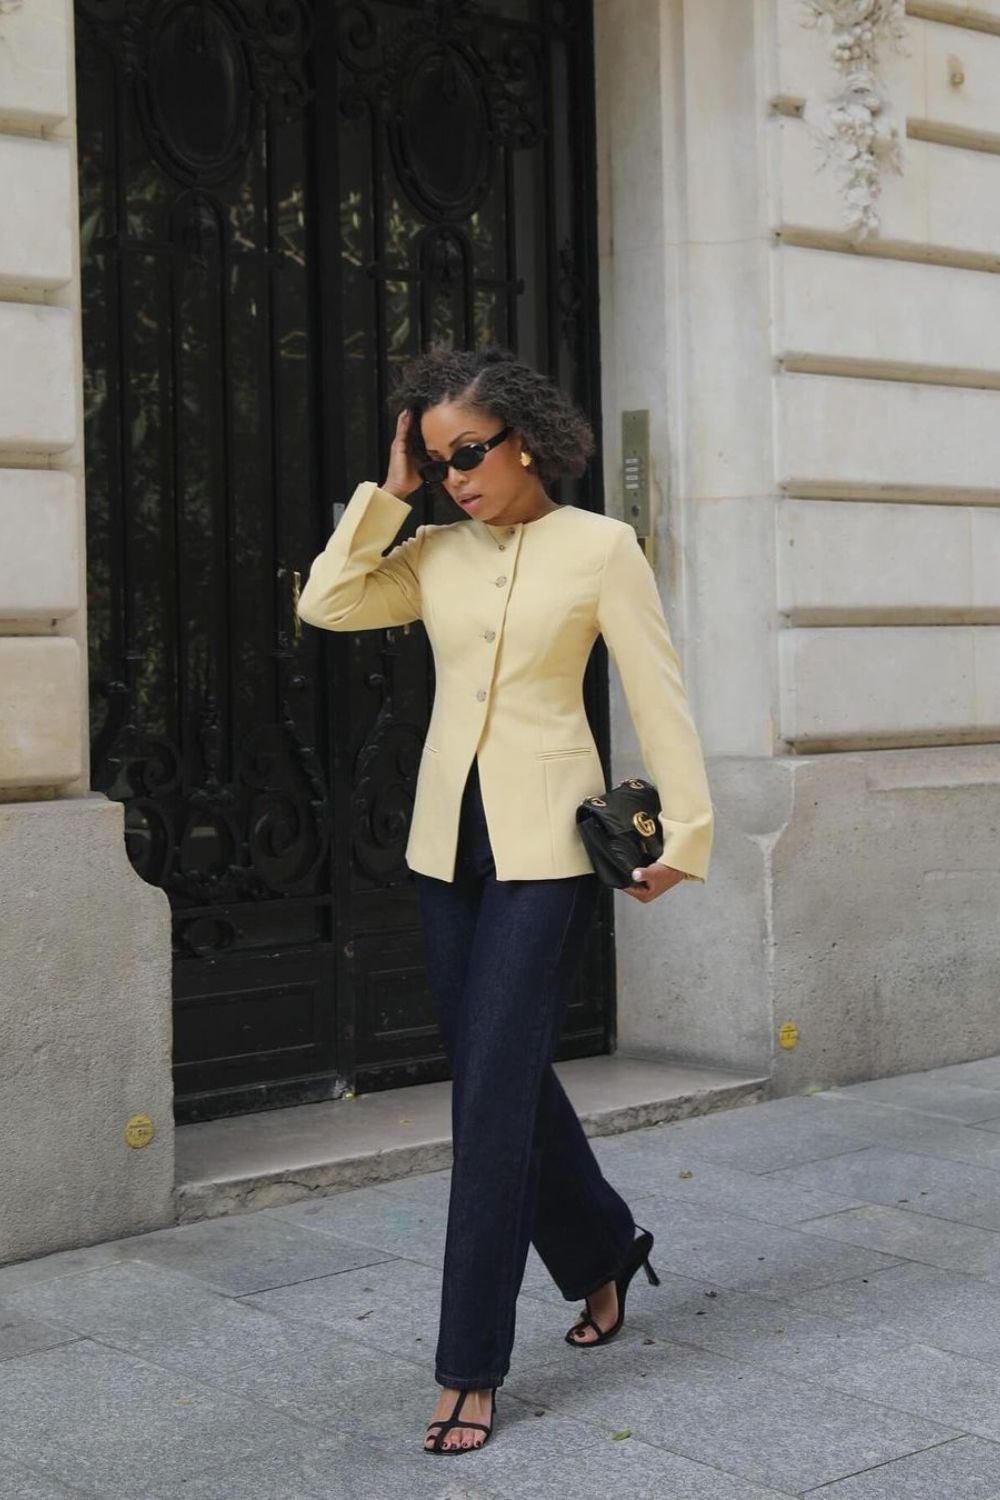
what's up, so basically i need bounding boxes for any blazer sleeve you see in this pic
[596,523,714,882]
[296,481,424,632]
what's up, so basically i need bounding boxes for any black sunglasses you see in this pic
[418,426,511,485]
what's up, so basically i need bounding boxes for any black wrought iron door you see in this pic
[77,0,611,1122]
[315,0,612,1097]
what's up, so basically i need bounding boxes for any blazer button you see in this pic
[495,575,507,586]
[498,544,506,551]
[476,689,487,701]
[484,629,496,642]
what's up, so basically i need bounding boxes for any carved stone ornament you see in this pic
[801,0,907,238]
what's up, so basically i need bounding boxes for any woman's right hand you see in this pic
[382,409,424,500]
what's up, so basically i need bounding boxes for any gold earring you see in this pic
[520,450,532,468]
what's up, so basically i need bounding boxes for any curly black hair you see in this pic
[390,346,595,487]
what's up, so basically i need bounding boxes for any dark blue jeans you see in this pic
[414,758,637,1391]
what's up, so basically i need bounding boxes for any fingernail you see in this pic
[632,869,642,881]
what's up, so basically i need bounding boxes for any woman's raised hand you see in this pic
[382,409,424,500]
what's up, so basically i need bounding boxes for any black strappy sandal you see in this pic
[424,1387,498,1454]
[565,1226,660,1348]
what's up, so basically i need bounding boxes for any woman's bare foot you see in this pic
[423,1386,494,1452]
[566,1278,619,1344]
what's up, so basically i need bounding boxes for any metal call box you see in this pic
[622,409,652,558]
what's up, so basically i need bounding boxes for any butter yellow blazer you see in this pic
[297,482,714,884]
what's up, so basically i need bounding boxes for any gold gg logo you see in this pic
[627,779,645,790]
[633,811,657,838]
[589,796,607,807]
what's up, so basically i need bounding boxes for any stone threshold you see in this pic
[174,1056,768,1224]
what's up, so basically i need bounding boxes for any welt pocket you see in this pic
[536,746,594,761]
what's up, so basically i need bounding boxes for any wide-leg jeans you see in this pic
[414,757,638,1391]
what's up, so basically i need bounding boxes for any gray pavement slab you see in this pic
[631,1097,884,1173]
[832,1074,1000,1123]
[775,1145,1000,1230]
[108,1205,397,1296]
[0,1457,89,1500]
[4,1061,1000,1496]
[803,1435,1000,1499]
[612,1271,913,1381]
[586,1129,865,1221]
[925,1057,1000,1090]
[0,1338,312,1496]
[265,1184,453,1267]
[790,1262,1000,1366]
[800,1203,1000,1281]
[817,1342,1000,1442]
[146,1406,794,1500]
[244,1254,571,1368]
[0,1242,130,1298]
[0,1304,79,1363]
[507,1336,956,1493]
[639,1093,988,1173]
[622,1193,902,1297]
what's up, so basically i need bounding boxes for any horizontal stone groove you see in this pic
[776,225,1000,276]
[0,120,49,142]
[906,0,1000,36]
[785,727,1000,753]
[781,608,1000,626]
[782,480,1000,506]
[908,116,1000,158]
[781,352,1000,392]
[0,457,67,471]
[0,287,62,307]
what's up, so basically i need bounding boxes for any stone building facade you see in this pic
[2,0,998,1263]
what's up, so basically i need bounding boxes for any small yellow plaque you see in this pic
[778,1021,800,1050]
[124,1113,155,1149]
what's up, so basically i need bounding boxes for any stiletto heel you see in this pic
[565,1227,660,1347]
[424,1387,497,1454]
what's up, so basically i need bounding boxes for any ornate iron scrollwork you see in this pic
[351,628,424,885]
[79,0,314,185]
[96,689,329,943]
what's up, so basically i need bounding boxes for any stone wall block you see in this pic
[779,624,1000,745]
[0,135,74,289]
[779,245,1000,377]
[0,303,76,453]
[0,469,78,619]
[0,796,174,1265]
[0,636,81,787]
[778,372,1000,495]
[615,754,794,1077]
[919,16,1000,138]
[777,498,1000,619]
[635,749,1000,1091]
[770,748,1000,1091]
[0,0,71,127]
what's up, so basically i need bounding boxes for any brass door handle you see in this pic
[291,569,302,642]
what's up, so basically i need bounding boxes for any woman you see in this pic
[297,347,713,1455]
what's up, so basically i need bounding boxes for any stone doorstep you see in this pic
[174,1055,768,1225]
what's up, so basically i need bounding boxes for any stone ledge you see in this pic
[174,1056,768,1224]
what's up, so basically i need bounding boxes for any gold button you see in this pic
[484,629,496,642]
[495,575,507,586]
[476,689,487,701]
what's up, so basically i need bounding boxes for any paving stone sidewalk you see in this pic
[5,1058,1000,1498]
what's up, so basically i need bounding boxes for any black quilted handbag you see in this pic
[576,778,664,889]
